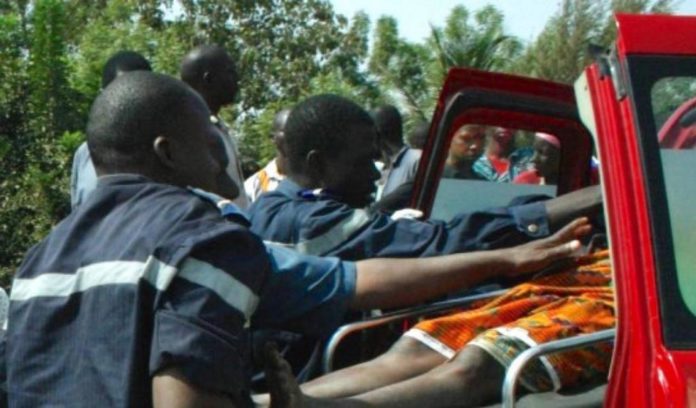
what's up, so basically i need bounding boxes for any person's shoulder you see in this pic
[405,148,422,160]
[473,154,489,166]
[511,146,534,160]
[118,181,238,228]
[251,186,348,219]
[73,141,91,162]
[512,169,541,185]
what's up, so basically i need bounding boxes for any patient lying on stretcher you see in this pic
[260,250,614,408]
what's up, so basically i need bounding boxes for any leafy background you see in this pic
[0,0,675,286]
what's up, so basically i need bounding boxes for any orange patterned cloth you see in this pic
[404,250,614,392]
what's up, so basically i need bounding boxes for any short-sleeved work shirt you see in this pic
[248,179,551,260]
[69,141,98,209]
[4,175,356,407]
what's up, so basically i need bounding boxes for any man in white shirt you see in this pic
[245,108,291,202]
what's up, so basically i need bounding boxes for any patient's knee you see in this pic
[387,337,448,365]
[447,346,505,393]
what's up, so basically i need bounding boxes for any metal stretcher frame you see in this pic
[322,288,615,408]
[501,328,616,408]
[321,289,507,374]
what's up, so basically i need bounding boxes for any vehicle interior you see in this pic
[319,58,696,406]
[320,68,609,408]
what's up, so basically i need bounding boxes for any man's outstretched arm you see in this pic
[350,217,590,310]
[544,185,603,231]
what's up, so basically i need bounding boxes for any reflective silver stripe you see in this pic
[178,258,259,320]
[295,209,371,255]
[10,256,258,320]
[262,240,296,249]
[10,257,178,301]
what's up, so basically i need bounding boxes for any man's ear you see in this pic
[153,136,176,169]
[203,71,213,83]
[305,149,325,182]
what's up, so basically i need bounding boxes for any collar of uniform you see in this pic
[276,179,303,198]
[390,146,411,168]
[96,173,154,187]
[188,187,251,226]
[210,114,231,131]
[276,179,338,202]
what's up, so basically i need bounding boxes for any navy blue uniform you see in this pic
[187,188,357,337]
[248,179,551,260]
[4,175,355,407]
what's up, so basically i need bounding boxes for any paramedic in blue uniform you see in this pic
[248,94,602,260]
[2,73,589,408]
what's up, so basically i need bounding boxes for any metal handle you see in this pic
[321,289,506,373]
[501,328,616,408]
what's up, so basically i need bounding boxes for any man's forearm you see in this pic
[350,250,513,310]
[544,185,602,231]
[349,217,588,310]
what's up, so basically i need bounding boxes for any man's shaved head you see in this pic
[86,71,228,193]
[372,104,403,148]
[101,50,152,89]
[180,45,239,113]
[271,108,292,175]
[284,94,380,208]
[271,108,292,140]
[180,45,230,82]
[88,72,202,171]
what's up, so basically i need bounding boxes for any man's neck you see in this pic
[286,173,317,191]
[209,103,221,116]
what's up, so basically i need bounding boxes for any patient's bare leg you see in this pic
[301,336,447,398]
[340,345,505,408]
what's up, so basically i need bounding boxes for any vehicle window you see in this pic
[433,124,558,220]
[651,76,696,315]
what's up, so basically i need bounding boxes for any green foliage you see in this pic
[510,0,675,83]
[0,0,74,287]
[369,16,431,122]
[0,0,679,287]
[429,6,521,77]
[368,5,520,130]
[651,77,696,130]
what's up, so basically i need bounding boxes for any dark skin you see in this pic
[91,75,243,407]
[288,122,382,209]
[264,107,602,406]
[289,117,602,232]
[94,75,592,408]
[531,137,561,184]
[485,127,515,160]
[180,45,239,115]
[271,109,292,176]
[447,125,486,167]
[258,218,592,408]
[444,124,486,179]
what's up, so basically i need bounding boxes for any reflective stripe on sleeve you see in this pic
[10,257,178,301]
[10,256,259,319]
[295,209,371,255]
[178,257,259,320]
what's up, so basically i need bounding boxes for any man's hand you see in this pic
[505,217,591,278]
[264,343,306,408]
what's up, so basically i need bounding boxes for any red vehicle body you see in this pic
[409,13,696,407]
